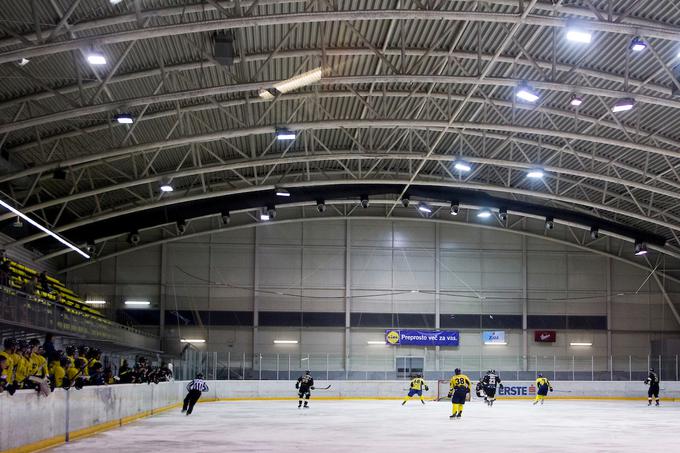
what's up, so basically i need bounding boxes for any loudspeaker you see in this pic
[214,32,234,66]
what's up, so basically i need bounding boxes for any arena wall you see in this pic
[2,380,679,452]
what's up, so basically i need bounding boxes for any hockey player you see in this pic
[182,373,209,415]
[645,368,660,406]
[296,370,315,408]
[533,373,553,405]
[448,368,471,419]
[402,374,428,405]
[481,369,503,407]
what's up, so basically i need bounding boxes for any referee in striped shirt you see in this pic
[182,373,209,415]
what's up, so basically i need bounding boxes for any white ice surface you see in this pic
[50,399,679,453]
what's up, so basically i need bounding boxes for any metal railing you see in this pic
[172,351,680,382]
[0,288,160,351]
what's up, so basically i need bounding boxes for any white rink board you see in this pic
[48,400,680,453]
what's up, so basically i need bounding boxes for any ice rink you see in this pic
[49,398,679,452]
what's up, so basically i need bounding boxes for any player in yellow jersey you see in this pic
[0,338,16,384]
[50,357,68,388]
[533,373,553,405]
[402,374,429,405]
[448,368,471,419]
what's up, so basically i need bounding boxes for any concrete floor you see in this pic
[49,399,680,452]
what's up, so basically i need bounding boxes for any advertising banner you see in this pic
[534,331,557,342]
[483,331,506,344]
[384,329,459,346]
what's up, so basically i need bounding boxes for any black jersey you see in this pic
[645,372,659,386]
[297,374,314,390]
[482,373,501,388]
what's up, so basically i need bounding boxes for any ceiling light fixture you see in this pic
[611,98,635,113]
[630,37,647,52]
[590,226,599,240]
[0,199,90,258]
[86,52,106,65]
[634,241,648,256]
[450,202,460,216]
[316,199,326,213]
[527,168,545,178]
[18,58,30,66]
[570,95,583,107]
[273,340,298,344]
[275,128,296,140]
[545,217,555,230]
[367,341,386,345]
[477,209,492,219]
[570,342,592,346]
[417,202,432,214]
[401,196,410,208]
[160,182,173,192]
[275,188,291,197]
[454,160,471,172]
[114,113,134,124]
[180,339,206,343]
[125,300,150,306]
[498,208,508,221]
[360,195,369,209]
[566,26,592,44]
[516,82,539,102]
[85,300,106,305]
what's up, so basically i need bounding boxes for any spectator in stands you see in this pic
[0,252,10,287]
[23,275,37,295]
[39,271,50,293]
[29,339,49,379]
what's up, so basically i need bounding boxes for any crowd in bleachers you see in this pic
[0,250,102,317]
[0,334,173,396]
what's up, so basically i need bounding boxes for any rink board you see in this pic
[1,380,679,453]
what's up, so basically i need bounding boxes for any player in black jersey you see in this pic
[645,368,660,406]
[296,370,315,408]
[481,370,503,407]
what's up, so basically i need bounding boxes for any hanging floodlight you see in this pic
[630,37,647,52]
[611,98,635,113]
[516,82,539,102]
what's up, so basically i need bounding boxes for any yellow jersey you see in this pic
[30,353,49,377]
[66,366,80,383]
[0,351,13,379]
[536,377,552,390]
[409,377,427,391]
[14,356,30,383]
[52,364,66,387]
[449,374,471,391]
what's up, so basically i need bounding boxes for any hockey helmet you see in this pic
[3,338,16,349]
[649,368,655,372]
[65,345,75,356]
[305,370,311,375]
[196,373,204,379]
[537,373,543,378]
[454,368,461,375]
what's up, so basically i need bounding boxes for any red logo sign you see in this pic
[534,331,556,342]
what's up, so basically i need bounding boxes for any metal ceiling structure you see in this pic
[1,0,680,270]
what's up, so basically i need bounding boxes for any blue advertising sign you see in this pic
[385,329,459,346]
[483,331,506,344]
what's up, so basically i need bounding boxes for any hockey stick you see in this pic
[315,385,332,390]
[551,390,572,393]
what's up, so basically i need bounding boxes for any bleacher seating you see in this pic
[2,258,102,317]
